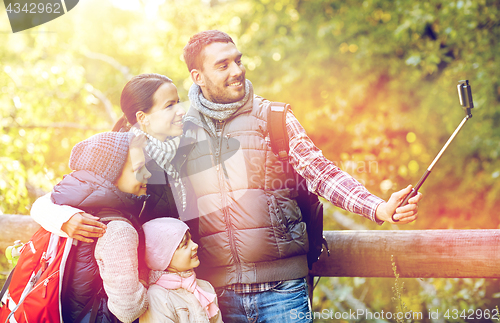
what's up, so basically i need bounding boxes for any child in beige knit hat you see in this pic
[140,218,222,323]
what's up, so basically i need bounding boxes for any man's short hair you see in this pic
[183,30,235,72]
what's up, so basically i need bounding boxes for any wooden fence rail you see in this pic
[310,230,500,278]
[2,215,500,279]
[0,214,41,252]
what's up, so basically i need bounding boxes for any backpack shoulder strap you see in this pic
[0,265,15,302]
[267,102,290,161]
[95,208,135,226]
[267,101,330,271]
[99,216,133,226]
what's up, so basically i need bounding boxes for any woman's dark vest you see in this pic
[51,170,147,323]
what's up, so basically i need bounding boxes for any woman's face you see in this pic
[167,231,200,272]
[115,146,151,196]
[139,82,185,141]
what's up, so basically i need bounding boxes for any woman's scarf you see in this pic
[154,271,219,319]
[129,126,186,212]
[188,79,253,136]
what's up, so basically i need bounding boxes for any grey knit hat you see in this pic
[69,132,135,183]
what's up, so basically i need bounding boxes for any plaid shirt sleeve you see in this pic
[286,110,385,224]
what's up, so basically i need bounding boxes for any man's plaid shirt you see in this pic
[225,110,385,293]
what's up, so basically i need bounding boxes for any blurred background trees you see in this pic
[1,0,499,228]
[1,0,499,320]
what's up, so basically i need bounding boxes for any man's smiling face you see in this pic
[195,42,246,104]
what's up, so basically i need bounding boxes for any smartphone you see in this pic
[457,80,474,114]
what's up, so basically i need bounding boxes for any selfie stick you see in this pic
[392,80,474,222]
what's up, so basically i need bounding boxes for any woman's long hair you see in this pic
[112,73,173,132]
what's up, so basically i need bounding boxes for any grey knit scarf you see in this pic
[188,79,253,135]
[129,126,186,212]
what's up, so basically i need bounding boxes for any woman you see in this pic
[31,73,196,242]
[113,73,197,225]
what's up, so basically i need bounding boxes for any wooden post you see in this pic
[310,230,500,278]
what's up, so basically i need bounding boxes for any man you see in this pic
[181,30,421,323]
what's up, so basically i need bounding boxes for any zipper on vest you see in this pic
[215,145,220,171]
[138,199,147,218]
[215,119,224,171]
[217,123,242,280]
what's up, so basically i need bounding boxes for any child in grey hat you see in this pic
[50,131,151,323]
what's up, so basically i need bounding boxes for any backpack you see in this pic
[267,102,330,270]
[0,227,72,323]
[0,211,143,323]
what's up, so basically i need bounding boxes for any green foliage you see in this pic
[0,253,10,290]
[1,0,499,226]
[1,0,499,318]
[312,276,499,323]
[391,256,413,323]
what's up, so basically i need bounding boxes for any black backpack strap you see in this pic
[88,287,103,322]
[0,266,15,302]
[267,102,290,161]
[73,287,103,323]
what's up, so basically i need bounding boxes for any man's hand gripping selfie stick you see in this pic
[392,80,474,222]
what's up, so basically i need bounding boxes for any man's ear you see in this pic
[136,111,148,126]
[191,69,205,87]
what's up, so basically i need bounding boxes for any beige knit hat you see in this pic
[143,218,189,271]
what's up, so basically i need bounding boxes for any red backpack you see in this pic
[0,227,72,323]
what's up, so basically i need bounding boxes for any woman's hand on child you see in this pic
[61,212,107,243]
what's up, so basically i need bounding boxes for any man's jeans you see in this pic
[217,278,312,323]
